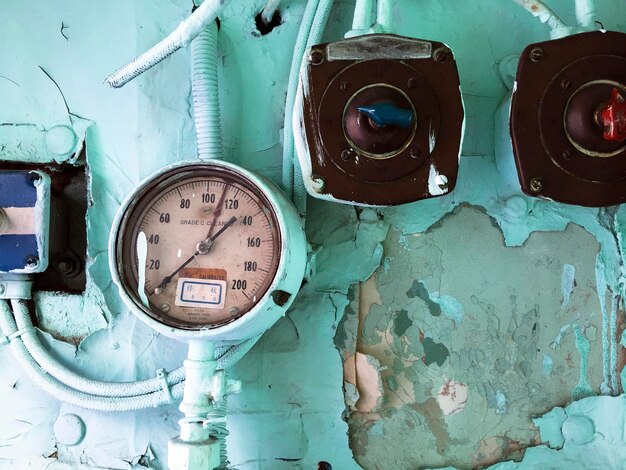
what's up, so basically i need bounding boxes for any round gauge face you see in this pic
[115,165,282,330]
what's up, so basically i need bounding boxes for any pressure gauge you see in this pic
[109,160,307,342]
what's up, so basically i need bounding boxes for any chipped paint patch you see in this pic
[437,380,468,416]
[338,206,605,469]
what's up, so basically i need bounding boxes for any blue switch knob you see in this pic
[357,101,414,129]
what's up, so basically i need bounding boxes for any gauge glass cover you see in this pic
[115,165,282,330]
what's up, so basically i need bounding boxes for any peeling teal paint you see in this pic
[2,0,626,469]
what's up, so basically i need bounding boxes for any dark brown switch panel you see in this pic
[511,31,626,207]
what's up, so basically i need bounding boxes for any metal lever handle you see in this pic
[600,87,626,142]
[357,101,414,129]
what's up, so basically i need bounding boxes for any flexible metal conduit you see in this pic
[0,299,184,411]
[282,0,335,216]
[12,300,185,397]
[575,0,596,28]
[191,21,223,160]
[261,0,282,24]
[0,298,257,411]
[105,0,229,88]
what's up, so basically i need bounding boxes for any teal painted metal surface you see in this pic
[1,0,626,469]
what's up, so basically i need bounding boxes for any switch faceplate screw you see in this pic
[409,148,421,159]
[310,175,326,193]
[529,177,544,193]
[29,172,42,186]
[435,174,449,190]
[433,47,450,63]
[309,49,324,65]
[530,47,544,62]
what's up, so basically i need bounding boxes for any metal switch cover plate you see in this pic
[295,34,464,206]
[511,31,626,207]
[0,170,50,273]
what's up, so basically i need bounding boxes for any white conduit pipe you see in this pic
[105,0,229,88]
[291,0,335,216]
[575,0,596,28]
[376,0,393,33]
[191,21,223,160]
[1,299,258,411]
[261,0,282,24]
[281,0,322,201]
[12,300,185,397]
[0,300,184,412]
[512,0,568,32]
[351,0,374,34]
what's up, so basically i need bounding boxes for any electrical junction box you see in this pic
[293,34,465,206]
[0,170,51,273]
[511,31,626,207]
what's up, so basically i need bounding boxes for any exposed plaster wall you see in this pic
[2,0,626,469]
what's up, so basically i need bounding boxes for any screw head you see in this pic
[29,172,42,186]
[529,177,544,193]
[309,49,324,65]
[56,258,76,276]
[530,47,543,62]
[160,303,170,313]
[409,148,421,159]
[340,149,352,161]
[561,79,571,89]
[433,47,450,63]
[435,174,449,190]
[310,175,326,193]
[407,78,418,89]
[562,149,572,160]
[339,81,349,91]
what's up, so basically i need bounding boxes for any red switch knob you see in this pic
[600,88,626,142]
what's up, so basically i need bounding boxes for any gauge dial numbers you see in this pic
[114,166,282,330]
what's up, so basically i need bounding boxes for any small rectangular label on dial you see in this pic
[175,278,226,309]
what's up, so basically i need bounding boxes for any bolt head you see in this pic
[433,47,450,63]
[56,258,76,275]
[28,172,42,186]
[25,256,39,268]
[309,49,324,65]
[310,175,325,193]
[529,177,544,193]
[530,47,543,62]
[435,174,449,190]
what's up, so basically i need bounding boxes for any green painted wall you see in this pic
[1,0,626,469]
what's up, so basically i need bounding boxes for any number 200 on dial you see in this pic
[114,166,282,330]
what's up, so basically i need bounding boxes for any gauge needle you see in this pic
[152,215,238,295]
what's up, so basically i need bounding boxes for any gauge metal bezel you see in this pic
[109,160,307,341]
